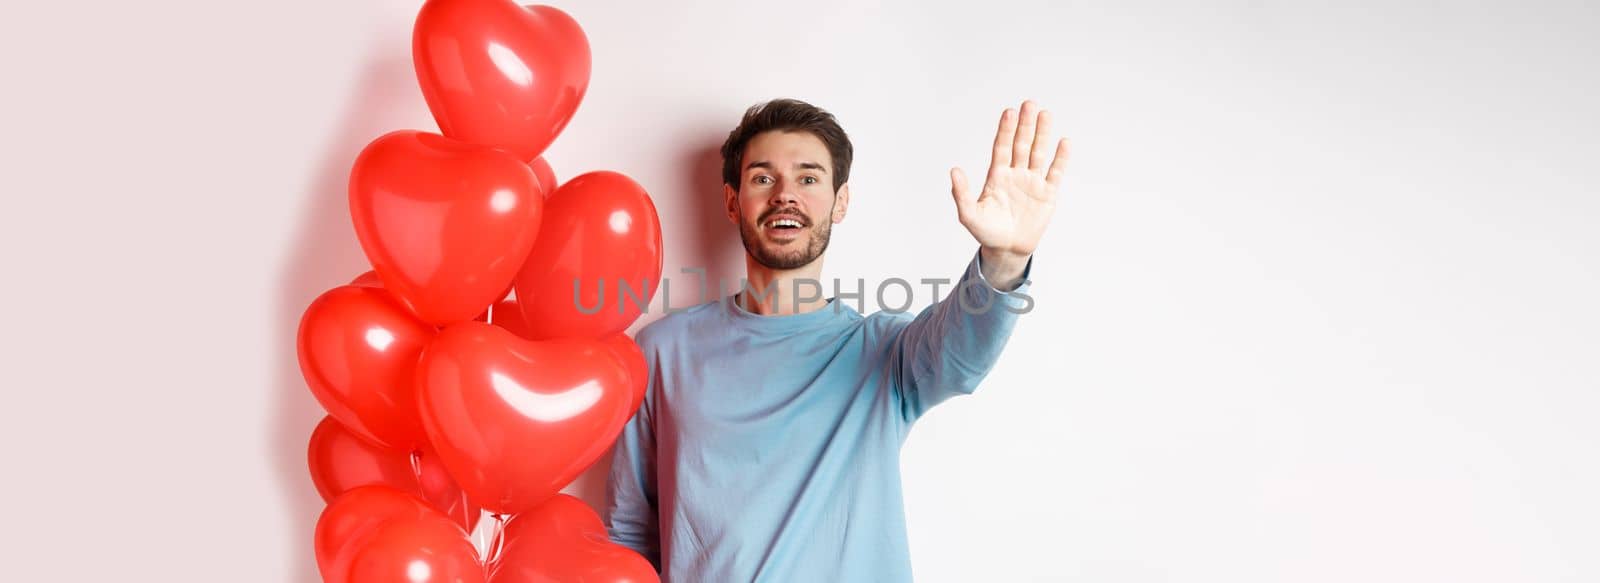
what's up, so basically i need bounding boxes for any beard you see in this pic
[737,202,834,270]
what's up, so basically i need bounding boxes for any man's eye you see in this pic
[802,176,818,185]
[753,176,771,185]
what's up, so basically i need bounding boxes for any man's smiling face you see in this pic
[726,130,850,270]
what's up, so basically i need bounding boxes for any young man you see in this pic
[604,98,1068,581]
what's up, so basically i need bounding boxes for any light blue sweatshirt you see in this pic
[603,250,1033,582]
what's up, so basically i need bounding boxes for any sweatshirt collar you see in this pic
[722,293,859,332]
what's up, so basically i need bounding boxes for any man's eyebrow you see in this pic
[745,160,829,174]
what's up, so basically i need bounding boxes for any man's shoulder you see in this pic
[860,306,917,335]
[633,298,725,351]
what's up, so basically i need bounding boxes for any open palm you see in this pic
[951,100,1069,257]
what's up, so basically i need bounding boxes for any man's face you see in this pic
[725,130,850,270]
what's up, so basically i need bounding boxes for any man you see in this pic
[604,98,1067,581]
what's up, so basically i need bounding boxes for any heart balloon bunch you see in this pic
[296,1,664,581]
[315,487,655,583]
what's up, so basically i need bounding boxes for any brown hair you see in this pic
[720,98,853,193]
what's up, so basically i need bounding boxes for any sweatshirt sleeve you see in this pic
[887,249,1035,425]
[603,358,662,570]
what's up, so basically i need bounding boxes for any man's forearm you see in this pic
[979,246,1031,291]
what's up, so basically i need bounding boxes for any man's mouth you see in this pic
[764,215,807,232]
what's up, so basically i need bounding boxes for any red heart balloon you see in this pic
[359,269,502,327]
[346,514,484,583]
[317,486,484,583]
[530,157,558,196]
[349,130,545,326]
[488,494,659,583]
[315,486,433,582]
[599,333,648,415]
[513,171,663,340]
[489,300,644,412]
[416,322,635,514]
[298,285,435,450]
[414,0,590,161]
[349,270,384,288]
[308,416,481,533]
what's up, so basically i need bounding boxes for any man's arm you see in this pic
[890,100,1067,423]
[889,249,1035,423]
[603,371,661,570]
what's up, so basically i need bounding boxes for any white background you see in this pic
[2,0,1596,581]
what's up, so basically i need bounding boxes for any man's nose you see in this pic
[770,180,800,205]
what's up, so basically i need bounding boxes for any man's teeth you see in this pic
[769,218,803,228]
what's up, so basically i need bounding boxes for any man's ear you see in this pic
[724,183,739,225]
[832,183,851,224]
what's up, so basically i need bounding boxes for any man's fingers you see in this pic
[1045,138,1071,189]
[990,108,1016,171]
[950,167,975,217]
[1029,110,1053,171]
[1012,100,1037,168]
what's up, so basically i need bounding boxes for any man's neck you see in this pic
[736,254,829,316]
